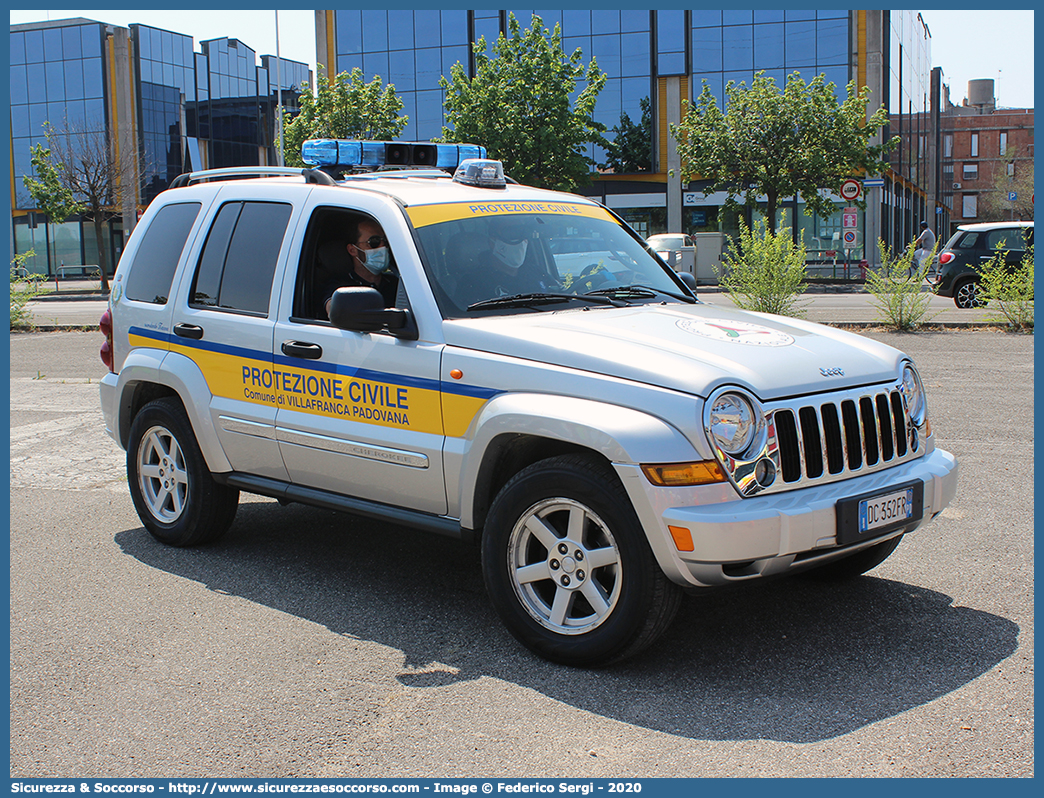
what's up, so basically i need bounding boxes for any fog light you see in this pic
[754,458,776,487]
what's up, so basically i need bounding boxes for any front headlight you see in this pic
[902,363,927,427]
[708,392,757,456]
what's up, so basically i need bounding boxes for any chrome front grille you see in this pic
[770,388,913,486]
[707,380,927,497]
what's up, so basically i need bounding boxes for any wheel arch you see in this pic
[114,350,232,473]
[458,392,702,534]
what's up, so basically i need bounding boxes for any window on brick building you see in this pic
[970,133,978,157]
[999,131,1008,156]
[962,194,977,218]
[943,134,952,157]
[963,163,978,180]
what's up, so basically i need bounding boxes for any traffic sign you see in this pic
[842,207,858,228]
[840,179,862,201]
[842,230,861,247]
[1008,191,1018,201]
[863,178,885,188]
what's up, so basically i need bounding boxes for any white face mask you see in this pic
[492,238,528,271]
[359,246,391,275]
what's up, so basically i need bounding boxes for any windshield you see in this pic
[650,235,689,249]
[409,202,688,317]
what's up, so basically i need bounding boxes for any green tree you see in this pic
[439,13,608,192]
[980,243,1033,330]
[281,68,408,168]
[978,145,1034,222]
[672,71,897,233]
[865,240,936,331]
[10,250,43,329]
[599,96,653,173]
[718,218,808,317]
[23,122,137,292]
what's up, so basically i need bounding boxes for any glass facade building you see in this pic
[9,17,311,276]
[319,9,940,265]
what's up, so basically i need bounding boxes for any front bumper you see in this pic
[617,446,958,588]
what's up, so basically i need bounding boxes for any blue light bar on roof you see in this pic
[301,139,488,171]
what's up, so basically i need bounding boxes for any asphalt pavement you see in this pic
[7,324,1034,777]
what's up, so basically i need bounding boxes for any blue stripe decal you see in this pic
[131,326,272,364]
[442,383,500,400]
[133,325,501,401]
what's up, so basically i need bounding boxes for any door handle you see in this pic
[281,340,323,359]
[173,323,204,340]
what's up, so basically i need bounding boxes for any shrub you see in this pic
[718,218,807,317]
[10,251,42,329]
[980,243,1033,331]
[865,240,935,331]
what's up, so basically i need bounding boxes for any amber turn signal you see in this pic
[641,461,727,487]
[668,526,695,552]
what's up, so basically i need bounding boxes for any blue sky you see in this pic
[8,8,1036,108]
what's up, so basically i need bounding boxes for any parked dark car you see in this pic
[934,221,1033,308]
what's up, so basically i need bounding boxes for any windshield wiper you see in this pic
[585,284,697,304]
[467,292,624,311]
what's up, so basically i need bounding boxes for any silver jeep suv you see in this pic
[99,140,958,665]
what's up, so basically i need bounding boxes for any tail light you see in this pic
[99,308,114,372]
[938,252,954,264]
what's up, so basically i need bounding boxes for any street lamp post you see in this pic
[275,11,283,167]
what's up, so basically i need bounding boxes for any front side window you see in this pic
[190,201,292,315]
[410,203,688,318]
[292,206,404,324]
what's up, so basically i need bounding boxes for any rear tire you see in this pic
[802,535,903,581]
[127,397,239,546]
[481,454,681,666]
[953,278,984,308]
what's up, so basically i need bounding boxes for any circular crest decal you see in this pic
[677,318,795,346]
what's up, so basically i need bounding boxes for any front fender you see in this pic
[112,348,232,474]
[455,392,702,529]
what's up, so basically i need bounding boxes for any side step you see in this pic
[218,472,464,540]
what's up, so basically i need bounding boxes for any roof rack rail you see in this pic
[169,166,337,189]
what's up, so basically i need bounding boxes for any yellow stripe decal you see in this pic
[128,327,493,437]
[407,201,613,229]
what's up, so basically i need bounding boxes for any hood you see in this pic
[441,302,906,400]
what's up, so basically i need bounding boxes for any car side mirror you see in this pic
[328,286,418,340]
[677,271,697,292]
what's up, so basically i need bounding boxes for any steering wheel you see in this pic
[579,262,604,280]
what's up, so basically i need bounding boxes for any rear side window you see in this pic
[124,202,201,304]
[956,232,980,249]
[985,228,1026,253]
[190,201,293,315]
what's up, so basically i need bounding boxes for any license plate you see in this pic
[835,481,923,546]
[859,488,914,533]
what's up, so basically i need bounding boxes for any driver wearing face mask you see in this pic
[474,217,558,299]
[322,218,399,319]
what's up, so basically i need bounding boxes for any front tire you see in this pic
[481,454,681,666]
[127,397,239,546]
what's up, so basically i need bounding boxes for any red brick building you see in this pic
[941,79,1034,236]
